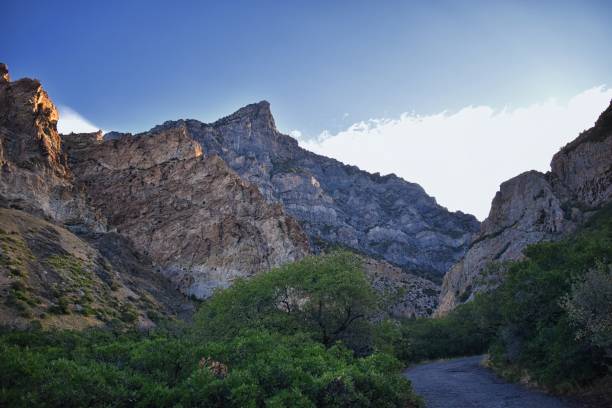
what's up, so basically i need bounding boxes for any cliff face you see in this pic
[63,128,310,299]
[151,102,480,278]
[0,63,104,231]
[438,100,612,314]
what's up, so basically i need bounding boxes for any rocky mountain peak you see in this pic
[148,101,480,279]
[0,65,105,231]
[215,100,276,132]
[0,64,62,171]
[64,127,310,299]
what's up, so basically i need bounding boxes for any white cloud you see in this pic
[57,106,101,134]
[297,86,612,220]
[289,129,302,138]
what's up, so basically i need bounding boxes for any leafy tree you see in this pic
[196,251,379,350]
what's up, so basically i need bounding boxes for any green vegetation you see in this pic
[196,252,378,351]
[396,205,612,392]
[1,228,37,317]
[4,205,609,404]
[486,206,612,390]
[0,251,422,407]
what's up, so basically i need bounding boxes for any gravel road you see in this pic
[404,355,572,408]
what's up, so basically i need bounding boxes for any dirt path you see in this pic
[404,355,572,408]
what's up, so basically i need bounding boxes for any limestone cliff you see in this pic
[438,100,612,314]
[63,128,310,299]
[0,64,192,328]
[0,63,104,231]
[0,63,448,322]
[151,102,480,279]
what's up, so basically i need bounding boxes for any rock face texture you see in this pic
[362,257,440,318]
[438,100,612,314]
[151,102,479,279]
[63,128,310,299]
[0,63,104,231]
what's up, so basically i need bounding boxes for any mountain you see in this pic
[0,64,444,328]
[0,64,191,328]
[0,63,311,327]
[437,99,612,314]
[150,101,480,279]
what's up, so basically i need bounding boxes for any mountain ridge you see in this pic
[149,101,480,279]
[0,63,445,326]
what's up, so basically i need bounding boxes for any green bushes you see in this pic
[561,264,612,365]
[393,293,499,363]
[487,208,612,389]
[0,251,421,407]
[0,327,420,407]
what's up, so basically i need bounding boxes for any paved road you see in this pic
[404,355,571,408]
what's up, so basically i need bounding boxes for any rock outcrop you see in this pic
[63,128,310,299]
[362,257,440,318]
[151,102,480,279]
[0,63,104,231]
[438,100,612,314]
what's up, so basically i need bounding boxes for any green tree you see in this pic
[561,263,612,367]
[196,251,379,349]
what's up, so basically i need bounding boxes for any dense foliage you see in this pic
[390,293,499,363]
[0,252,422,407]
[487,206,612,389]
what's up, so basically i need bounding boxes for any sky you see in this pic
[2,1,612,218]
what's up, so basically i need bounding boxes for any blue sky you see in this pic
[3,0,611,135]
[3,1,612,217]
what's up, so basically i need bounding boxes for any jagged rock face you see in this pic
[438,100,612,314]
[550,101,612,208]
[0,65,62,171]
[361,257,440,318]
[151,102,479,278]
[63,128,310,299]
[0,64,104,231]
